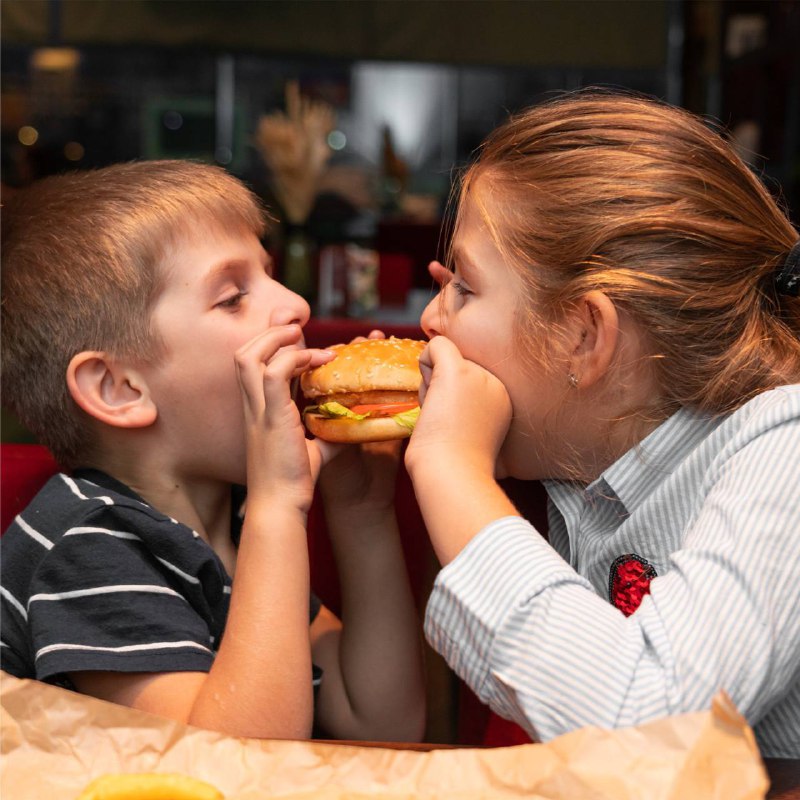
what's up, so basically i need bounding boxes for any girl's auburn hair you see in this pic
[1,159,267,469]
[455,89,800,417]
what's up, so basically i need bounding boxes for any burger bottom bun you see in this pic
[305,412,414,443]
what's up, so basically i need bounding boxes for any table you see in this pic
[323,742,798,798]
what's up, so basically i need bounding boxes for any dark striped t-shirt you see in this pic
[1,469,321,687]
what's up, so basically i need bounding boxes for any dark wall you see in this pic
[2,0,668,68]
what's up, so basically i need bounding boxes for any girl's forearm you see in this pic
[409,458,520,565]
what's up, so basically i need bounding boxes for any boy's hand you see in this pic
[406,335,512,480]
[235,324,335,512]
[319,438,402,519]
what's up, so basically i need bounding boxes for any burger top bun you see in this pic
[301,337,426,398]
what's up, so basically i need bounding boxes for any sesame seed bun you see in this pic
[301,337,425,443]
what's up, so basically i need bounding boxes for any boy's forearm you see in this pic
[189,504,315,739]
[321,510,427,741]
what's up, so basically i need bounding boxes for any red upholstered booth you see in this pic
[1,443,60,534]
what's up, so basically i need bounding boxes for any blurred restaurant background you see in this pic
[3,0,799,324]
[2,0,800,744]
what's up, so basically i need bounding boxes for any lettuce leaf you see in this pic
[306,402,420,431]
[309,402,368,420]
[392,406,420,431]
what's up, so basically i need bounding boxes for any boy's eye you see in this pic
[215,290,248,309]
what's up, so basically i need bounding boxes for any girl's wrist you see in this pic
[406,450,496,487]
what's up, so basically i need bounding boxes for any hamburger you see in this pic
[301,337,426,443]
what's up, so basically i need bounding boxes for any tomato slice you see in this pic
[348,402,419,417]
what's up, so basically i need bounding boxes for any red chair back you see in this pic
[1,444,60,534]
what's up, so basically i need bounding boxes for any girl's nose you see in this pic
[420,259,450,338]
[420,294,443,338]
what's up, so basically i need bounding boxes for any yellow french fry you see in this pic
[75,772,224,800]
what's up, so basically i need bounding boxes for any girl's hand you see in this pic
[235,324,336,513]
[406,335,512,480]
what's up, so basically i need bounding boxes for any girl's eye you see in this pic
[451,281,471,297]
[215,290,248,310]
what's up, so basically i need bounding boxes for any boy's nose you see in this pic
[274,286,311,328]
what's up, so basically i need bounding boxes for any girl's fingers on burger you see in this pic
[424,334,462,368]
[421,336,490,411]
[418,345,433,405]
[418,367,431,405]
[418,336,459,404]
[346,330,385,345]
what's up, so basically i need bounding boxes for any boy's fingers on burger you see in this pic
[235,324,304,372]
[260,349,328,400]
[300,348,338,370]
[235,326,306,403]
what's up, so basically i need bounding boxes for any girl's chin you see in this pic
[497,446,550,482]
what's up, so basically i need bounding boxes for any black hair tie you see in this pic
[775,240,800,297]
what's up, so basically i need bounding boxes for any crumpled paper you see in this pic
[0,672,768,799]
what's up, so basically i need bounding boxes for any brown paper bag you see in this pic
[1,672,768,799]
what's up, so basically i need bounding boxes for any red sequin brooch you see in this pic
[609,554,657,616]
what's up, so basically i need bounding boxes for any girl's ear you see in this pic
[567,290,619,389]
[66,351,157,429]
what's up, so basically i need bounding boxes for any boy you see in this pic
[1,160,425,742]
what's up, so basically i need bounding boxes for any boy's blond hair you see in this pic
[2,160,267,469]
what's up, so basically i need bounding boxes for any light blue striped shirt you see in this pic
[425,384,800,757]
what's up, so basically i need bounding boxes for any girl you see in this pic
[406,90,800,758]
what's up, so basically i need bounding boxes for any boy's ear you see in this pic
[66,351,157,429]
[567,291,619,389]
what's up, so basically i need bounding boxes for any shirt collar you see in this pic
[71,467,147,504]
[591,406,723,514]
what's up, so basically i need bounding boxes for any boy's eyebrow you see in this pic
[203,261,241,287]
[203,254,273,285]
